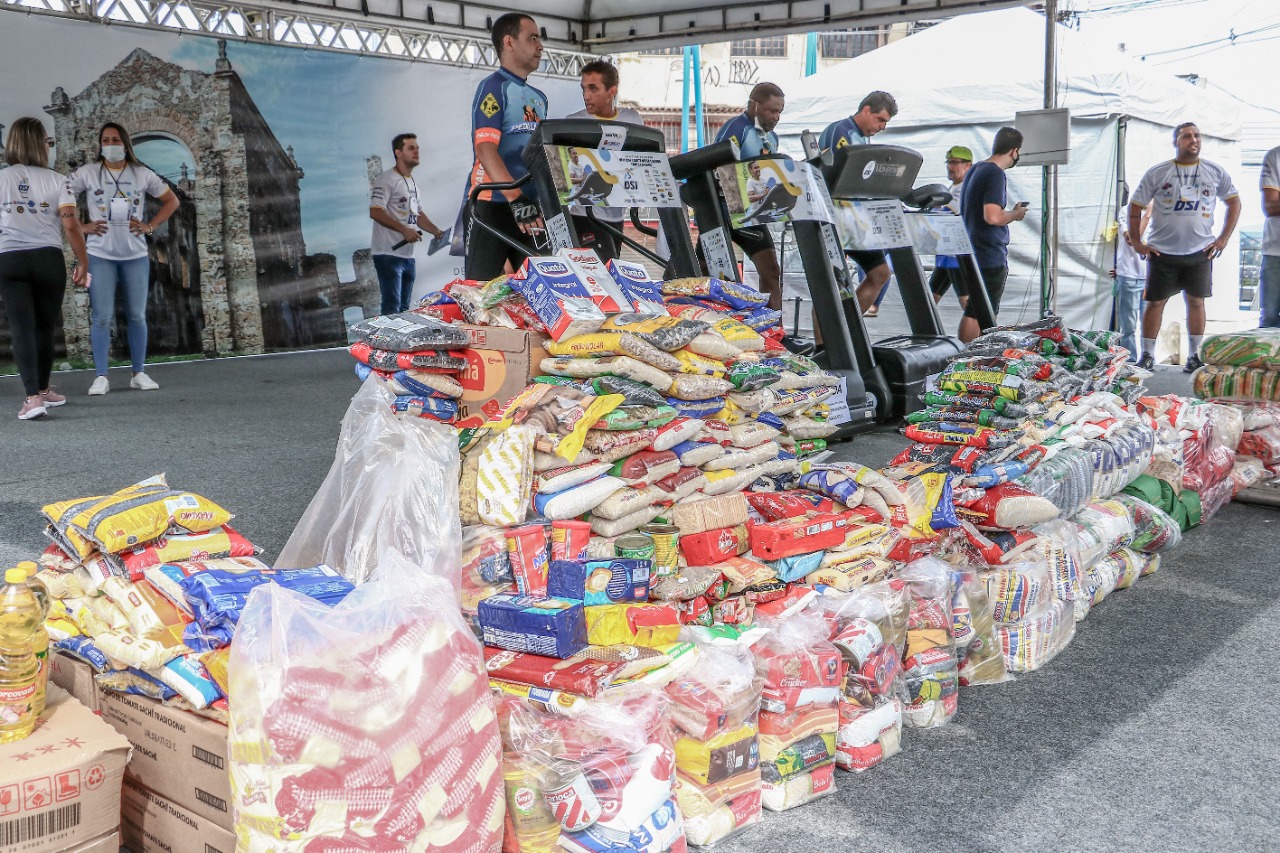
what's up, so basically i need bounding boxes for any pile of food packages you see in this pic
[20,251,1280,851]
[1193,328,1280,404]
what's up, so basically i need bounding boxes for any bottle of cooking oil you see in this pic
[0,567,43,743]
[502,749,560,852]
[17,563,50,717]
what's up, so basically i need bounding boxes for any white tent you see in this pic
[773,7,1247,349]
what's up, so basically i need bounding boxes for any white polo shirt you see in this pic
[1260,145,1280,257]
[69,162,171,261]
[0,167,75,253]
[1130,158,1238,255]
[369,168,421,259]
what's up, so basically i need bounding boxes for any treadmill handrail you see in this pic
[669,140,740,181]
[466,174,536,258]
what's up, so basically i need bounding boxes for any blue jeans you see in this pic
[89,255,150,374]
[1261,255,1280,328]
[373,254,415,315]
[1113,275,1145,362]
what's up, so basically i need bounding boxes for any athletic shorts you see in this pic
[929,266,966,298]
[1145,251,1212,301]
[845,248,889,277]
[466,199,537,281]
[963,266,1008,318]
[728,225,774,258]
[570,214,622,262]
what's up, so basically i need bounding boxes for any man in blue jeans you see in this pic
[1260,143,1280,327]
[1111,201,1152,361]
[369,133,442,315]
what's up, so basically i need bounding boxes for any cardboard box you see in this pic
[0,686,130,853]
[65,830,120,852]
[455,324,550,428]
[98,691,231,830]
[48,652,101,713]
[120,776,235,853]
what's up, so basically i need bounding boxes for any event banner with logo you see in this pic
[0,12,579,361]
[714,158,835,230]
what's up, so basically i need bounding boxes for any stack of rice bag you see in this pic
[349,310,470,424]
[33,476,351,713]
[1193,328,1280,404]
[1137,394,1243,525]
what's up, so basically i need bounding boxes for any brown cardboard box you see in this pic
[120,776,235,853]
[65,830,120,852]
[98,691,231,830]
[455,323,550,427]
[0,686,130,853]
[48,652,101,713]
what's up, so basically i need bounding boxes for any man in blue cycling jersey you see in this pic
[819,91,898,316]
[713,82,785,310]
[464,12,548,281]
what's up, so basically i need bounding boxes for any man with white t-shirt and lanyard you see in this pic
[70,122,179,395]
[370,133,442,315]
[567,59,643,262]
[1130,122,1240,372]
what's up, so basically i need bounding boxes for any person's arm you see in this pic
[983,203,1024,226]
[417,209,443,239]
[131,187,178,236]
[370,206,420,243]
[1206,195,1241,256]
[59,205,89,286]
[1264,187,1280,220]
[1127,202,1157,257]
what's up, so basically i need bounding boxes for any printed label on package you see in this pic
[546,212,574,252]
[700,227,738,281]
[545,145,682,210]
[832,199,912,251]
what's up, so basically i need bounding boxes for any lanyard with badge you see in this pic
[101,164,133,225]
[1177,163,1200,205]
[400,173,418,228]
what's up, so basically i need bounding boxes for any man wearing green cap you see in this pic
[931,145,974,307]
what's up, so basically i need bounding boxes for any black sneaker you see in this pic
[1184,354,1204,374]
[1137,352,1155,370]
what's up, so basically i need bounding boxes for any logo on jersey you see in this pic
[94,189,104,195]
[480,93,501,118]
[17,181,29,193]
[836,138,849,149]
[523,104,541,123]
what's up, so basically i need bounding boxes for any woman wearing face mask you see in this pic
[69,122,179,395]
[0,117,89,419]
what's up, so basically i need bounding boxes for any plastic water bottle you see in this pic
[0,567,43,743]
[17,562,50,717]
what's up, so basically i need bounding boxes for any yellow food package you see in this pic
[710,316,764,349]
[486,382,624,461]
[476,425,536,527]
[547,332,628,358]
[805,556,894,592]
[839,523,889,551]
[585,602,681,648]
[93,627,185,670]
[599,314,682,335]
[44,600,82,642]
[68,478,232,555]
[673,350,727,378]
[202,647,232,696]
[674,722,760,785]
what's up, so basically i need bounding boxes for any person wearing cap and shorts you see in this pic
[1130,121,1240,372]
[819,91,898,316]
[930,145,973,308]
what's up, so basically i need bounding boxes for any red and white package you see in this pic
[679,525,750,565]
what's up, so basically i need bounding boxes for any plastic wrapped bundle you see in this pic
[1110,495,1182,553]
[898,559,959,729]
[950,569,1008,687]
[277,379,463,588]
[997,598,1075,672]
[1029,519,1085,605]
[1199,475,1236,523]
[228,569,504,852]
[1199,328,1280,369]
[1015,447,1094,518]
[1070,500,1135,569]
[1193,364,1280,403]
[984,560,1053,625]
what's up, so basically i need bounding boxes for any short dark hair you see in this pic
[581,59,619,91]
[750,82,785,104]
[492,13,534,57]
[859,91,898,118]
[392,133,416,154]
[993,127,1023,156]
[1173,121,1198,142]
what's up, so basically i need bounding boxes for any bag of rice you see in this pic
[593,485,668,521]
[347,311,468,351]
[68,482,233,555]
[349,341,467,373]
[703,466,768,496]
[686,331,744,361]
[958,483,1060,530]
[393,369,464,399]
[589,375,667,407]
[704,441,781,472]
[666,396,729,418]
[652,417,705,452]
[654,467,709,501]
[593,405,678,431]
[591,503,668,537]
[611,450,682,487]
[782,416,839,440]
[536,461,612,494]
[729,422,781,448]
[672,439,727,467]
[584,427,658,455]
[534,475,625,520]
[599,314,708,351]
[663,277,770,310]
[476,426,536,526]
[669,375,734,401]
[673,350,729,378]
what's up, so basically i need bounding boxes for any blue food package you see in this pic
[179,565,354,636]
[391,395,459,419]
[664,396,725,419]
[558,798,685,853]
[755,411,786,431]
[355,361,374,382]
[766,551,825,583]
[478,594,588,659]
[930,475,961,530]
[547,559,652,606]
[798,469,862,506]
[606,259,667,315]
[54,635,112,672]
[393,370,456,399]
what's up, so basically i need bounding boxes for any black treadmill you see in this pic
[671,145,880,435]
[465,118,699,274]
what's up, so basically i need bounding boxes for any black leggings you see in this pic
[0,247,67,396]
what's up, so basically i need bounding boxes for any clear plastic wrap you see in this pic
[228,565,503,852]
[950,569,1009,686]
[277,379,462,588]
[897,559,959,729]
[997,598,1075,672]
[1109,495,1182,553]
[1199,475,1237,522]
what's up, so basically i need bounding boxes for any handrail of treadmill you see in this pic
[465,175,535,257]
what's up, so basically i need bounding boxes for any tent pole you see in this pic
[1042,0,1058,318]
[681,47,692,153]
[693,44,705,148]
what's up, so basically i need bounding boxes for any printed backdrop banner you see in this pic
[0,13,580,361]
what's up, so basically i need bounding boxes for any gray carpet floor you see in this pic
[1,353,1276,852]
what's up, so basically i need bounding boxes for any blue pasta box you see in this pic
[606,258,667,316]
[547,559,652,606]
[510,257,607,341]
[477,593,588,659]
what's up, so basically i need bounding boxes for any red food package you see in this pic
[413,302,466,324]
[753,586,817,621]
[117,524,259,580]
[755,635,845,712]
[749,511,858,560]
[745,490,835,521]
[653,466,705,495]
[680,524,750,565]
[611,450,680,487]
[482,647,631,697]
[499,300,551,334]
[712,595,754,625]
[675,595,713,626]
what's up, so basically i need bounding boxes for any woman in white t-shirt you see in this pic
[69,122,179,395]
[0,117,88,420]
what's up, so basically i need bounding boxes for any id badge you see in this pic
[109,197,131,224]
[1178,184,1198,203]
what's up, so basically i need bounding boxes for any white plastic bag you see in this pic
[277,378,462,588]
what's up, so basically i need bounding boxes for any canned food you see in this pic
[639,523,679,577]
[615,533,655,563]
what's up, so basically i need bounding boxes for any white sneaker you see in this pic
[130,372,159,391]
[88,376,110,396]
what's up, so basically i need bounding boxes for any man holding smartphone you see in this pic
[958,127,1027,342]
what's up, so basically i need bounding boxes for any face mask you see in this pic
[1010,152,1020,168]
[102,144,126,162]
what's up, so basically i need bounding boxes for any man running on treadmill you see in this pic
[818,91,898,316]
[464,12,547,281]
[567,59,644,261]
[714,82,785,311]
